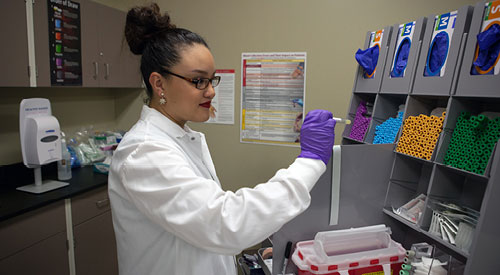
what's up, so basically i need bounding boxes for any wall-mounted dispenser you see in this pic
[17,98,69,193]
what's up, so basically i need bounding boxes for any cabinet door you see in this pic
[0,231,69,275]
[0,201,66,260]
[74,210,118,275]
[80,0,100,87]
[0,1,30,86]
[97,4,142,88]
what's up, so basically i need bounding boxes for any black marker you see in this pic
[281,241,293,275]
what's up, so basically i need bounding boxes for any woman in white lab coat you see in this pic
[108,3,336,275]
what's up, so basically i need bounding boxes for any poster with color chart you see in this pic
[390,22,415,78]
[424,11,458,77]
[48,0,82,86]
[240,52,306,146]
[471,1,500,75]
[365,30,384,79]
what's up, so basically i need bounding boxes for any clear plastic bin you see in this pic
[292,225,406,275]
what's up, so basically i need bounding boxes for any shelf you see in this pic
[383,208,420,229]
[420,228,470,260]
[383,208,470,262]
[342,136,365,144]
[395,151,434,165]
[435,163,489,183]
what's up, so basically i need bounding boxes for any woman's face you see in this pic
[162,44,216,127]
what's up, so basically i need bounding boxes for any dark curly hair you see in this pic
[124,3,208,100]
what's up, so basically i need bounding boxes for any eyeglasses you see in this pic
[163,70,221,90]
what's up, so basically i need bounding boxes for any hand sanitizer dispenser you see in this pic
[17,98,69,194]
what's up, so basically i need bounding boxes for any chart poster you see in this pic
[205,69,235,125]
[48,0,82,86]
[241,52,306,146]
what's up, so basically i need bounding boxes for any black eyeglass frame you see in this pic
[162,70,221,90]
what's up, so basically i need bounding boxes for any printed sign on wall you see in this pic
[48,0,82,86]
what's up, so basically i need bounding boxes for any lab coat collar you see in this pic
[140,105,199,140]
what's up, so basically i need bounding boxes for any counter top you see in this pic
[0,165,108,222]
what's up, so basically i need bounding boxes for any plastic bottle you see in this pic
[58,132,72,181]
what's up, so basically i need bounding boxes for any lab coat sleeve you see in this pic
[119,142,326,255]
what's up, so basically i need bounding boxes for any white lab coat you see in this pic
[108,105,326,275]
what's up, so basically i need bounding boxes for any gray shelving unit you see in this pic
[274,2,500,274]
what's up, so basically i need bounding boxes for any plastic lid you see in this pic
[313,225,393,263]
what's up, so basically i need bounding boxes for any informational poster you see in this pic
[48,0,82,86]
[241,52,306,146]
[206,69,235,124]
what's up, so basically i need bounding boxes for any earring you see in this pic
[159,93,166,105]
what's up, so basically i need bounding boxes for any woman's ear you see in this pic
[149,72,165,97]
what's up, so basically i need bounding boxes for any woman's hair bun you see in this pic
[125,3,176,55]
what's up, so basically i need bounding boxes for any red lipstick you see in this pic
[199,101,211,108]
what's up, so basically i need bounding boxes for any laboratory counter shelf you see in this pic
[0,163,108,222]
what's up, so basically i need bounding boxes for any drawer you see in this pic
[71,185,110,226]
[0,201,66,260]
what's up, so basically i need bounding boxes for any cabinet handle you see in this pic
[93,62,98,80]
[95,198,110,209]
[105,63,110,80]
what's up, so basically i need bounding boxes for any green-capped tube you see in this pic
[481,155,490,163]
[460,111,471,118]
[401,264,412,270]
[399,270,410,275]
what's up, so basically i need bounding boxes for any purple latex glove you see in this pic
[298,110,336,165]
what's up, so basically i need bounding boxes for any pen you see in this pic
[281,241,292,275]
[332,117,351,125]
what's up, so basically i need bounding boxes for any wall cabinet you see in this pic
[0,1,30,86]
[79,0,142,88]
[0,0,141,88]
